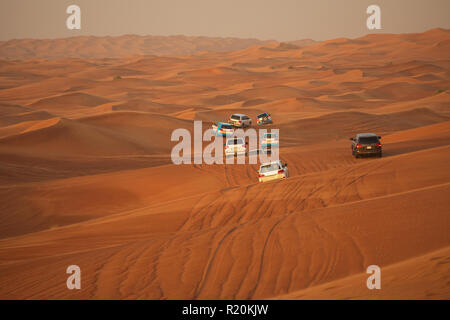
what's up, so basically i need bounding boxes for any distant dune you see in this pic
[0,35,278,60]
[0,29,449,299]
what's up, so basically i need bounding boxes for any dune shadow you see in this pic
[382,140,447,158]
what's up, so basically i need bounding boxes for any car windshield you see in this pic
[231,115,241,120]
[258,113,268,118]
[221,124,233,129]
[260,163,280,173]
[358,136,379,144]
[227,138,244,145]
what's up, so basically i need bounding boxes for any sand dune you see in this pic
[0,29,449,299]
[0,116,156,157]
[275,245,450,299]
[0,102,54,127]
[29,92,112,110]
[281,108,448,145]
[1,146,449,298]
[0,35,276,60]
[110,99,189,114]
[0,110,197,158]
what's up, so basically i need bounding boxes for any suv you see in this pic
[350,133,382,158]
[225,137,247,157]
[261,132,279,148]
[212,122,234,136]
[229,114,252,128]
[258,160,289,182]
[256,112,273,125]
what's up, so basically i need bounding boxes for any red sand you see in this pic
[0,29,449,299]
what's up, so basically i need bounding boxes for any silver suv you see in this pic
[229,113,252,128]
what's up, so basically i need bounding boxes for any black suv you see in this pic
[350,133,382,158]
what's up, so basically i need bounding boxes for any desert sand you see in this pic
[0,29,449,299]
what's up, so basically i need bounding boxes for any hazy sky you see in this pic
[1,0,449,41]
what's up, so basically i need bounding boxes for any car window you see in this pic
[231,115,241,120]
[358,136,379,144]
[227,138,244,145]
[260,163,280,173]
[243,116,249,120]
[258,113,267,118]
[221,124,233,129]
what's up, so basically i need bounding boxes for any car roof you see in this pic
[356,133,378,138]
[260,160,282,167]
[231,113,247,117]
[257,112,268,116]
[218,122,231,125]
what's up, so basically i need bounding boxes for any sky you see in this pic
[0,0,449,41]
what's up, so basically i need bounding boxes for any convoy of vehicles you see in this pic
[211,113,382,182]
[350,133,382,158]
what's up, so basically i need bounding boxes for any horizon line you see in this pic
[1,27,448,44]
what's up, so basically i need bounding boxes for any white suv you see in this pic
[258,160,289,182]
[229,114,252,128]
[225,137,247,157]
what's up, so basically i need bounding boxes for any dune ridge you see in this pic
[0,35,278,60]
